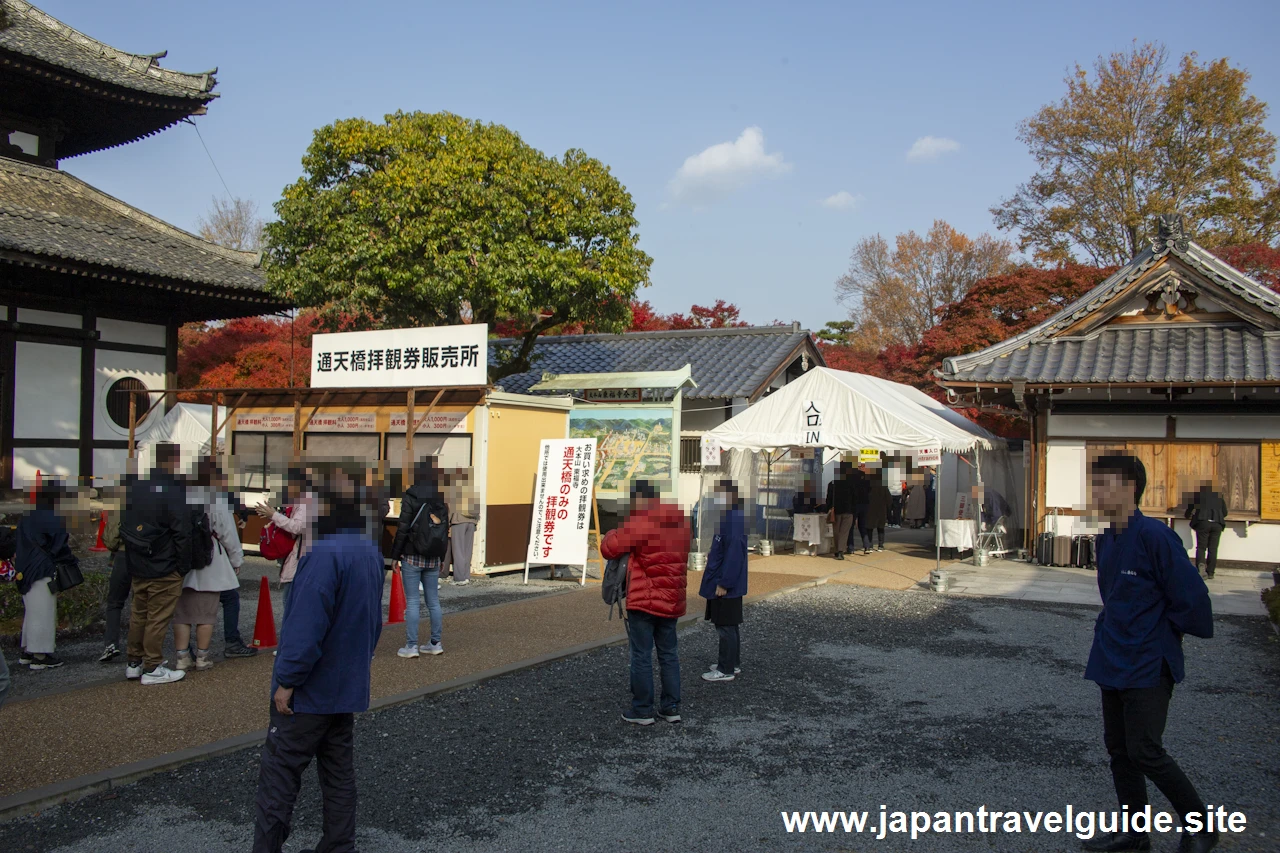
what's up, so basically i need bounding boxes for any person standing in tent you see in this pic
[866,470,891,552]
[700,481,748,683]
[825,462,856,560]
[904,473,928,529]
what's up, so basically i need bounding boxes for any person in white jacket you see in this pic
[175,464,245,672]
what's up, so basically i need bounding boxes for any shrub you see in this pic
[0,570,110,640]
[1262,585,1280,627]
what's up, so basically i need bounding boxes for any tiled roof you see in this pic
[940,239,1280,385]
[943,326,1280,384]
[0,156,270,293]
[491,326,821,399]
[0,1,217,100]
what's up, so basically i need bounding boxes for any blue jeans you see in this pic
[402,563,441,647]
[626,611,680,717]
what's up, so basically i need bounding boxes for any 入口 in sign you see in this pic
[801,400,824,445]
[311,323,488,389]
[915,447,941,466]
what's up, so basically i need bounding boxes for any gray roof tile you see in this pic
[0,156,270,293]
[490,327,820,399]
[0,1,216,100]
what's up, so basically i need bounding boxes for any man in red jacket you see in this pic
[601,480,691,726]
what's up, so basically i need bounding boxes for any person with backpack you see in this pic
[601,480,691,726]
[700,481,748,683]
[173,461,245,673]
[122,443,193,686]
[16,480,77,671]
[1184,483,1227,580]
[390,459,449,658]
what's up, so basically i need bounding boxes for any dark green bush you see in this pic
[0,570,109,638]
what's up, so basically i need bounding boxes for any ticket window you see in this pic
[231,432,293,495]
[302,433,381,466]
[385,434,473,497]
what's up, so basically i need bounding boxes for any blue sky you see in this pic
[42,0,1280,332]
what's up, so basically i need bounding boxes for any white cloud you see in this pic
[820,190,861,211]
[906,135,960,161]
[667,127,791,204]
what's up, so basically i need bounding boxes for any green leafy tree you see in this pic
[263,111,652,380]
[994,42,1280,265]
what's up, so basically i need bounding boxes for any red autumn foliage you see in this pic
[1211,242,1280,291]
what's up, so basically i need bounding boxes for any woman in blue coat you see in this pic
[701,481,748,683]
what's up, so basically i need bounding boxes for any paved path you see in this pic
[938,559,1270,616]
[0,569,813,803]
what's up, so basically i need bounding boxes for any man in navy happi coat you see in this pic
[253,473,384,853]
[1082,454,1216,853]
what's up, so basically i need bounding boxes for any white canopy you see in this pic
[706,367,998,454]
[137,403,227,460]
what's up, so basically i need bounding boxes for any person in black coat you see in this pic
[16,483,77,670]
[825,463,856,560]
[1184,484,1227,579]
[390,460,449,657]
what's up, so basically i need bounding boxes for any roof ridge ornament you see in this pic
[1151,213,1190,255]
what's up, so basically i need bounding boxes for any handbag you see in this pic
[53,558,83,593]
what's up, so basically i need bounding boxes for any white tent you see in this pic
[136,403,227,470]
[706,367,998,454]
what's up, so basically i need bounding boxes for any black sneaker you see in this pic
[657,710,682,723]
[18,649,33,665]
[621,712,655,726]
[99,643,121,663]
[224,640,258,658]
[29,653,64,670]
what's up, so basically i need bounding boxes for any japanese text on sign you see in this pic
[311,324,488,389]
[915,447,941,466]
[801,400,823,445]
[526,438,597,567]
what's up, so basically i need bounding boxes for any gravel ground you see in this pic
[3,558,562,701]
[2,585,1276,853]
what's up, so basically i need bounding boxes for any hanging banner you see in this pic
[527,438,597,567]
[306,413,377,432]
[700,434,722,468]
[800,400,824,446]
[915,446,941,466]
[235,413,294,432]
[311,323,488,389]
[388,411,468,433]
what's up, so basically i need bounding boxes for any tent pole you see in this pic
[935,456,942,571]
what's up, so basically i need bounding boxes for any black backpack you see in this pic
[408,500,449,560]
[602,554,629,620]
[189,507,215,573]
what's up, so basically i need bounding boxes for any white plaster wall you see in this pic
[1176,416,1280,440]
[1045,440,1087,512]
[1169,518,1280,563]
[97,318,166,348]
[93,448,129,485]
[94,350,166,440]
[14,341,80,439]
[1048,414,1166,438]
[17,308,81,329]
[13,447,78,487]
[680,398,730,432]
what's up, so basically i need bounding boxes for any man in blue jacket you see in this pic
[1083,455,1216,853]
[252,469,385,853]
[700,481,748,683]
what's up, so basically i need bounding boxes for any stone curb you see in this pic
[0,572,838,822]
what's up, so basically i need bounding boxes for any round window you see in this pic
[106,377,149,429]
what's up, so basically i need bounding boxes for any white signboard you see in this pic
[526,438,597,570]
[388,411,468,434]
[700,434,722,468]
[310,323,488,389]
[915,447,941,466]
[801,400,824,446]
[235,413,295,432]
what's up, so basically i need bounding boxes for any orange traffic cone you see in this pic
[251,575,278,649]
[89,511,109,553]
[30,469,40,504]
[387,568,406,625]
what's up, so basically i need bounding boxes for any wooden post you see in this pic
[210,392,219,464]
[127,390,137,458]
[292,397,303,460]
[405,388,416,490]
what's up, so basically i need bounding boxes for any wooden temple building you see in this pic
[0,1,286,490]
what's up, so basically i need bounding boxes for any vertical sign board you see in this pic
[700,434,722,468]
[527,438,597,569]
[310,323,488,388]
[1261,441,1280,520]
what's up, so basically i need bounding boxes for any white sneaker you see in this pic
[194,650,214,671]
[141,665,186,686]
[451,579,470,586]
[125,662,143,680]
[702,668,735,682]
[397,644,420,658]
[424,642,444,655]
[175,651,195,672]
[710,664,742,675]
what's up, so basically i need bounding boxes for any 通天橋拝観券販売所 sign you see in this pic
[310,324,489,389]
